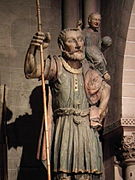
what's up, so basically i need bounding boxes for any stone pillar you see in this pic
[114,130,135,180]
[103,118,135,179]
[114,160,123,180]
[83,0,100,27]
[62,0,79,29]
[121,133,135,180]
[125,163,135,180]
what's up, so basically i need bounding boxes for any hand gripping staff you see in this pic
[36,0,51,180]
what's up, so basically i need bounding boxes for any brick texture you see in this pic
[101,0,134,126]
[0,0,61,179]
[101,0,134,180]
[122,0,135,117]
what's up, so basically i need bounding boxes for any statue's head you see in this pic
[88,12,101,30]
[58,28,85,61]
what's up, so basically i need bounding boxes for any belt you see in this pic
[54,108,89,117]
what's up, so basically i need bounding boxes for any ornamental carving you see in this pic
[121,118,135,126]
[104,118,135,135]
[121,133,135,160]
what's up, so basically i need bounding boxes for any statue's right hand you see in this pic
[31,31,45,46]
[31,31,51,49]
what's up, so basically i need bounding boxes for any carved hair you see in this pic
[58,28,80,50]
[88,12,101,22]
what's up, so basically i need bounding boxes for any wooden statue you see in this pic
[77,12,112,81]
[24,28,110,180]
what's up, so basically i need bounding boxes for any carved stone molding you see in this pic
[121,133,135,161]
[114,133,135,165]
[121,118,135,127]
[104,118,135,135]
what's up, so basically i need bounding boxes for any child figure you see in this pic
[84,69,111,129]
[77,13,112,81]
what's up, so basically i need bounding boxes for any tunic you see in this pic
[45,55,103,174]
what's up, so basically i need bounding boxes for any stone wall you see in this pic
[101,0,134,127]
[101,0,134,179]
[122,1,135,117]
[0,0,61,179]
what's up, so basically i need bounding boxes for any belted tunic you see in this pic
[44,55,103,174]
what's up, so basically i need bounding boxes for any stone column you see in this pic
[103,118,135,179]
[83,0,100,27]
[121,133,135,180]
[62,0,79,29]
[125,163,135,180]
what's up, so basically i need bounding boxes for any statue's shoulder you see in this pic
[46,55,62,65]
[82,59,93,75]
[53,55,63,66]
[47,54,60,61]
[44,55,63,80]
[53,55,63,76]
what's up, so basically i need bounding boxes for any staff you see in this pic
[36,0,51,180]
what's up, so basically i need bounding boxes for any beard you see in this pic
[62,50,85,61]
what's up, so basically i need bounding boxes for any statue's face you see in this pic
[88,14,101,29]
[63,30,84,61]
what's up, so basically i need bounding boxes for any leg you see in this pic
[54,172,72,180]
[74,173,102,180]
[74,173,90,180]
[92,174,102,180]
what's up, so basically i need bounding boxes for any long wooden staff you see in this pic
[36,1,51,180]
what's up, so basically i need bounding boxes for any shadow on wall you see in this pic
[7,86,48,180]
[0,97,13,180]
